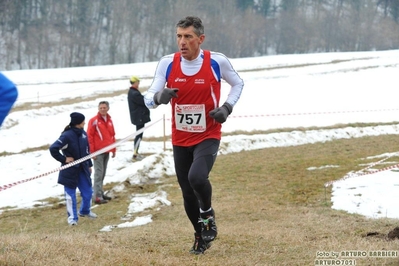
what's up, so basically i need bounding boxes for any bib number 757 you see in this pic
[174,104,206,132]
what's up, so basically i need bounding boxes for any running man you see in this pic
[144,16,243,254]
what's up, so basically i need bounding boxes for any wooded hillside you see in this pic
[1,0,398,70]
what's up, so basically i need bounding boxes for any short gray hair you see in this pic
[99,101,109,108]
[176,16,204,37]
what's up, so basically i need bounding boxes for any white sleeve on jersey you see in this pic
[210,52,244,107]
[144,51,244,109]
[144,54,174,109]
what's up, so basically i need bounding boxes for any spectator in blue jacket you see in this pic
[0,72,18,127]
[49,112,97,226]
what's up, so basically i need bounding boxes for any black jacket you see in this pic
[128,87,151,125]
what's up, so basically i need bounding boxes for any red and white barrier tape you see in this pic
[0,118,163,192]
[229,108,399,119]
[324,153,399,187]
[2,107,399,191]
[161,108,399,121]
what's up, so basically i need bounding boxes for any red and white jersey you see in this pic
[145,50,243,146]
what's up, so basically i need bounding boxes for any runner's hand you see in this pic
[209,102,233,123]
[154,88,179,105]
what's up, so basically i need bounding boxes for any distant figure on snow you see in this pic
[127,76,151,161]
[87,101,116,204]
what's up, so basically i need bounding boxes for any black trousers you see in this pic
[134,124,145,153]
[173,138,220,233]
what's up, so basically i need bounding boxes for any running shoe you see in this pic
[199,209,217,242]
[94,197,108,204]
[102,194,112,201]
[79,211,98,219]
[189,233,210,255]
[132,154,145,161]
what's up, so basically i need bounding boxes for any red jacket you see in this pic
[87,112,116,154]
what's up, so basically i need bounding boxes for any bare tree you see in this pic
[1,0,399,70]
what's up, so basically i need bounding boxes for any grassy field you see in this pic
[1,133,399,265]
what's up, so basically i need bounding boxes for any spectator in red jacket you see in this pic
[87,101,116,204]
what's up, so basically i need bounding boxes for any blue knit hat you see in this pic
[69,112,85,126]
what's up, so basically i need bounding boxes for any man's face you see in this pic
[176,26,205,61]
[98,103,109,116]
[132,80,140,88]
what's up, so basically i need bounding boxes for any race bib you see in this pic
[175,104,206,132]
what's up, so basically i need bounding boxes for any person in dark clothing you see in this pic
[127,76,151,161]
[49,112,97,226]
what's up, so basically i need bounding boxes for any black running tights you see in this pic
[173,138,220,233]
